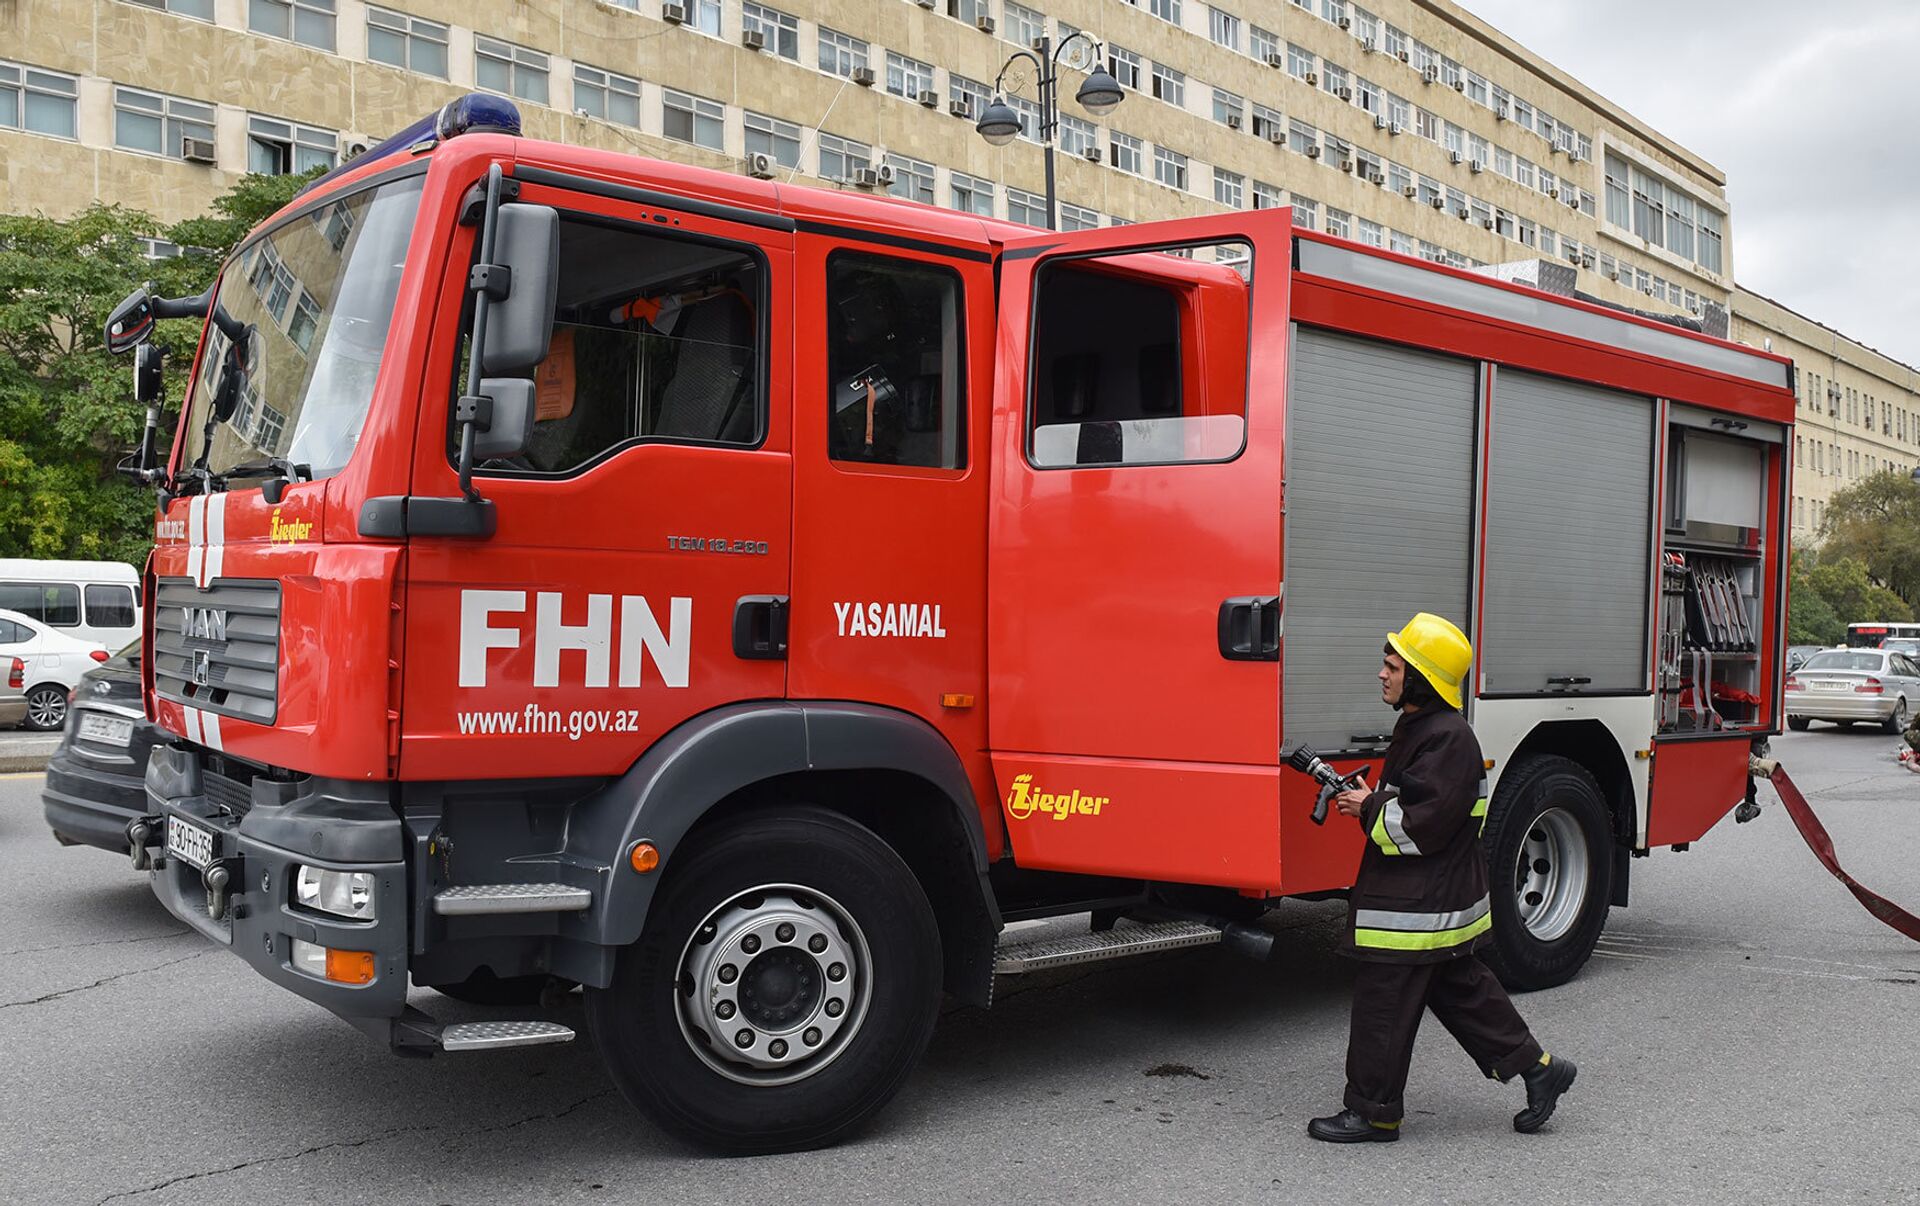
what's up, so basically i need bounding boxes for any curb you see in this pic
[0,745,58,775]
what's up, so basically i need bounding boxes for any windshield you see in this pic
[178,175,424,484]
[1801,652,1882,673]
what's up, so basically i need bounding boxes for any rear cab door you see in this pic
[987,213,1291,890]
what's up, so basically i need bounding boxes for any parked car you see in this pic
[1880,638,1920,659]
[0,559,143,651]
[43,639,162,855]
[0,608,110,730]
[1785,648,1920,733]
[1784,645,1825,672]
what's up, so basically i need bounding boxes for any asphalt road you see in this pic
[2,727,1917,1205]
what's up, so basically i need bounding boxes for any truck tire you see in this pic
[585,807,942,1154]
[1478,755,1612,993]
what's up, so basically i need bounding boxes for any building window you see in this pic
[1698,207,1723,274]
[574,65,641,127]
[816,132,871,182]
[1514,156,1535,190]
[1005,0,1045,48]
[1251,104,1283,141]
[1109,130,1143,174]
[1291,196,1318,228]
[1358,217,1384,247]
[1059,203,1099,231]
[1059,114,1098,158]
[686,0,722,36]
[246,114,335,174]
[1007,186,1048,227]
[475,36,548,104]
[1325,207,1351,238]
[366,7,448,77]
[1389,228,1413,255]
[1288,119,1317,156]
[1213,167,1243,208]
[1386,92,1409,129]
[1383,23,1405,59]
[886,52,935,100]
[1323,63,1349,98]
[113,87,215,159]
[1153,145,1188,190]
[126,0,215,17]
[0,61,79,139]
[1007,94,1042,143]
[1250,24,1280,63]
[662,88,724,149]
[249,0,335,50]
[884,154,935,204]
[744,110,802,166]
[948,0,990,24]
[1387,161,1411,196]
[1252,180,1283,210]
[1355,78,1381,113]
[1149,0,1180,23]
[951,171,994,215]
[818,27,869,78]
[949,74,992,119]
[1208,6,1239,48]
[1107,46,1142,90]
[1287,43,1315,79]
[1415,107,1438,142]
[1150,62,1185,106]
[742,3,800,59]
[1212,88,1244,128]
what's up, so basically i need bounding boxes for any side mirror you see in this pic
[479,203,560,376]
[472,379,536,461]
[134,343,165,405]
[106,287,156,355]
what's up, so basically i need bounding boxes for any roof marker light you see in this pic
[294,93,522,200]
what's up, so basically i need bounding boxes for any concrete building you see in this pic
[5,0,1733,324]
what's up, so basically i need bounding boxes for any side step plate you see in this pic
[993,919,1223,974]
[440,1020,576,1052]
[433,883,592,916]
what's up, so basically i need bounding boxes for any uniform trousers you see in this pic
[1342,953,1544,1124]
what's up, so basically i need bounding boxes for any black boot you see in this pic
[1308,1109,1400,1143]
[1514,1055,1577,1133]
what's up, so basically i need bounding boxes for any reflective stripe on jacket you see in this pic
[1344,706,1492,964]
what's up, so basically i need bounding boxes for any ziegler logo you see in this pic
[1005,773,1109,822]
[182,607,228,642]
[269,508,314,545]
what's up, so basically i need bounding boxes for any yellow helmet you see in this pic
[1387,613,1472,710]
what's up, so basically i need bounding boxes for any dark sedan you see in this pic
[42,640,162,855]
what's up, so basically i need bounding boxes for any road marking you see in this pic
[1593,950,1664,962]
[0,772,46,781]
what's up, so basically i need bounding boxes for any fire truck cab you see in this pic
[118,97,1794,1153]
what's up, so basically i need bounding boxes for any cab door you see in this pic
[399,174,793,781]
[988,213,1290,889]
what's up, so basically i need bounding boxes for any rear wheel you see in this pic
[23,684,68,731]
[1882,698,1909,735]
[1786,716,1811,731]
[586,807,941,1154]
[1479,755,1613,992]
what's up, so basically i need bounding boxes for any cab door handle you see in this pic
[1218,596,1280,662]
[732,596,788,660]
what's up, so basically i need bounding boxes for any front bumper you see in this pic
[142,744,411,1032]
[1784,691,1897,722]
[0,698,24,727]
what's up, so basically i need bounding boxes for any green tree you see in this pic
[1822,470,1920,609]
[1787,550,1846,645]
[1803,556,1911,629]
[0,168,319,563]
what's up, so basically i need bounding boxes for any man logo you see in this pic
[192,649,212,687]
[1005,773,1109,821]
[182,607,228,642]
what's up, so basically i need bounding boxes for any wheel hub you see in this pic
[675,886,870,1086]
[1513,806,1590,943]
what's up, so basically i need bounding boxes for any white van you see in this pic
[0,560,143,651]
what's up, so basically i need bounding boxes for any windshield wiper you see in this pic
[220,457,312,504]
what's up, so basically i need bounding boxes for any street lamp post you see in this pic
[974,33,1125,230]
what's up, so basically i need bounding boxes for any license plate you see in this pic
[77,712,134,746]
[166,815,215,871]
[1812,681,1850,692]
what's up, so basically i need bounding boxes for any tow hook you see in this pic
[203,858,243,920]
[126,815,165,871]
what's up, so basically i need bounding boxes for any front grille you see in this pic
[153,577,281,725]
[204,769,252,815]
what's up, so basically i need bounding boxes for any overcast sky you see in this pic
[1462,0,1920,370]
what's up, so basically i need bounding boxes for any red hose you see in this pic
[1767,764,1920,943]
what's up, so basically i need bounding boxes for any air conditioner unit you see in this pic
[1361,36,1376,53]
[181,136,216,164]
[1430,195,1445,209]
[1456,206,1470,219]
[1452,78,1464,92]
[1336,86,1352,101]
[1226,113,1242,129]
[1397,49,1409,63]
[851,65,876,86]
[1083,145,1102,163]
[1388,120,1403,135]
[1422,64,1438,83]
[1402,185,1418,198]
[853,164,893,188]
[1373,114,1388,130]
[874,162,895,184]
[1305,144,1321,158]
[1469,158,1484,173]
[1494,105,1507,122]
[1482,218,1495,230]
[975,14,995,33]
[741,28,766,49]
[1266,129,1284,145]
[1546,185,1559,199]
[1369,171,1385,186]
[949,98,971,118]
[1305,71,1318,86]
[1448,150,1463,165]
[662,1,687,23]
[1338,16,1351,29]
[1606,269,1620,281]
[918,89,939,107]
[1566,192,1580,208]
[1580,252,1596,268]
[744,152,776,179]
[1266,52,1284,68]
[916,0,934,8]
[340,132,373,160]
[1565,246,1581,263]
[1643,284,1657,296]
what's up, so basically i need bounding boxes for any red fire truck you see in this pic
[110,95,1794,1153]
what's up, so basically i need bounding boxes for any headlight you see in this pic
[294,865,377,921]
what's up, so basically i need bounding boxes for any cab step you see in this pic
[993,918,1223,974]
[438,1020,576,1052]
[433,883,591,916]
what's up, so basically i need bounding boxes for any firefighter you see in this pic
[1307,612,1577,1143]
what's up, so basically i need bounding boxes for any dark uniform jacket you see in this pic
[1344,705,1492,964]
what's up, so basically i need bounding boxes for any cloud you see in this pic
[1462,0,1920,367]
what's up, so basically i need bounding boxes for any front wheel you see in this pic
[1479,755,1613,992]
[585,807,942,1154]
[23,684,68,731]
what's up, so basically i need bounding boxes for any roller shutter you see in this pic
[1284,328,1478,753]
[1480,369,1653,695]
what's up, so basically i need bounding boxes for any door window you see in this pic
[471,215,765,476]
[824,252,966,469]
[85,584,137,627]
[1026,240,1250,468]
[0,582,79,626]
